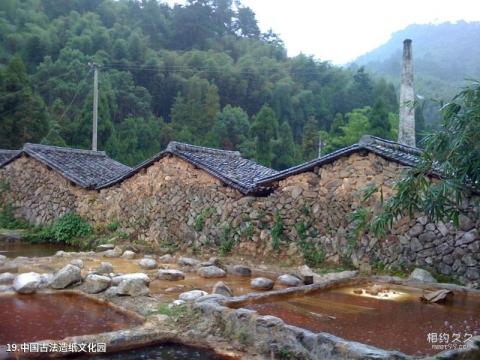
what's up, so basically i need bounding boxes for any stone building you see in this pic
[0,143,131,224]
[0,149,21,167]
[1,137,479,283]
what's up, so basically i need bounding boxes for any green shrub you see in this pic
[0,203,28,229]
[219,224,234,256]
[106,220,119,232]
[271,211,284,251]
[299,240,325,268]
[295,222,307,241]
[194,208,212,232]
[51,213,92,243]
[26,213,92,246]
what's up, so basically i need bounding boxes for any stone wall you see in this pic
[1,151,479,284]
[0,156,87,224]
[78,152,479,284]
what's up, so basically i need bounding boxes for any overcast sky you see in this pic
[166,0,480,64]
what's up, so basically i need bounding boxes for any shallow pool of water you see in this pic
[241,284,480,356]
[0,292,142,344]
[87,343,235,360]
[0,241,75,258]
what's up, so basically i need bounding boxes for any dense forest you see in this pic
[0,0,402,168]
[352,21,480,128]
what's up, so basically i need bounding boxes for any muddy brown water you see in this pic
[0,241,75,258]
[0,292,142,344]
[240,284,480,356]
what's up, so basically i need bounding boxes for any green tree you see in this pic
[251,105,278,166]
[209,105,250,150]
[302,116,319,160]
[0,55,48,148]
[369,100,391,139]
[272,121,297,170]
[367,81,480,236]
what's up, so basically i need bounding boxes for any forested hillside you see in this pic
[352,21,480,128]
[0,0,400,168]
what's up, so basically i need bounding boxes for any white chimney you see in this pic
[398,39,416,147]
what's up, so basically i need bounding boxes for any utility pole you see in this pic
[318,133,324,158]
[89,62,99,151]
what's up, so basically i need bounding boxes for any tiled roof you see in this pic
[257,135,423,185]
[0,149,21,167]
[99,141,279,194]
[1,143,132,189]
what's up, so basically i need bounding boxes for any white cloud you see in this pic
[164,0,480,64]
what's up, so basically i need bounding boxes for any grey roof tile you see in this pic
[99,141,278,194]
[0,149,21,167]
[16,143,131,189]
[257,135,423,185]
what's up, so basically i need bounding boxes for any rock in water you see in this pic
[179,290,208,301]
[82,274,111,294]
[121,250,136,259]
[409,268,437,283]
[251,277,274,290]
[197,266,226,278]
[116,278,149,296]
[103,246,123,258]
[159,254,174,263]
[96,244,115,252]
[0,272,15,285]
[51,264,82,289]
[277,274,302,287]
[13,272,42,294]
[70,259,84,269]
[138,258,158,270]
[157,269,185,281]
[420,289,453,303]
[212,281,233,297]
[177,257,200,267]
[230,265,252,277]
[95,262,113,274]
[112,273,150,286]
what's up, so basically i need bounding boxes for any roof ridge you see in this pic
[359,135,422,156]
[167,141,241,157]
[24,143,107,157]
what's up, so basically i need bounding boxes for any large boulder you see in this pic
[112,273,150,286]
[121,250,136,259]
[177,257,200,267]
[13,272,42,294]
[70,259,84,269]
[179,290,208,301]
[277,274,302,287]
[159,254,174,263]
[157,269,185,281]
[409,268,437,283]
[82,274,111,294]
[51,264,82,289]
[0,254,6,265]
[103,246,123,258]
[197,266,226,278]
[251,277,274,290]
[95,262,113,275]
[230,265,252,277]
[212,281,233,297]
[138,258,158,270]
[116,278,149,296]
[96,244,115,252]
[39,273,53,288]
[0,272,15,285]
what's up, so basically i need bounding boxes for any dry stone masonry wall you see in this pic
[0,156,87,224]
[1,152,479,284]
